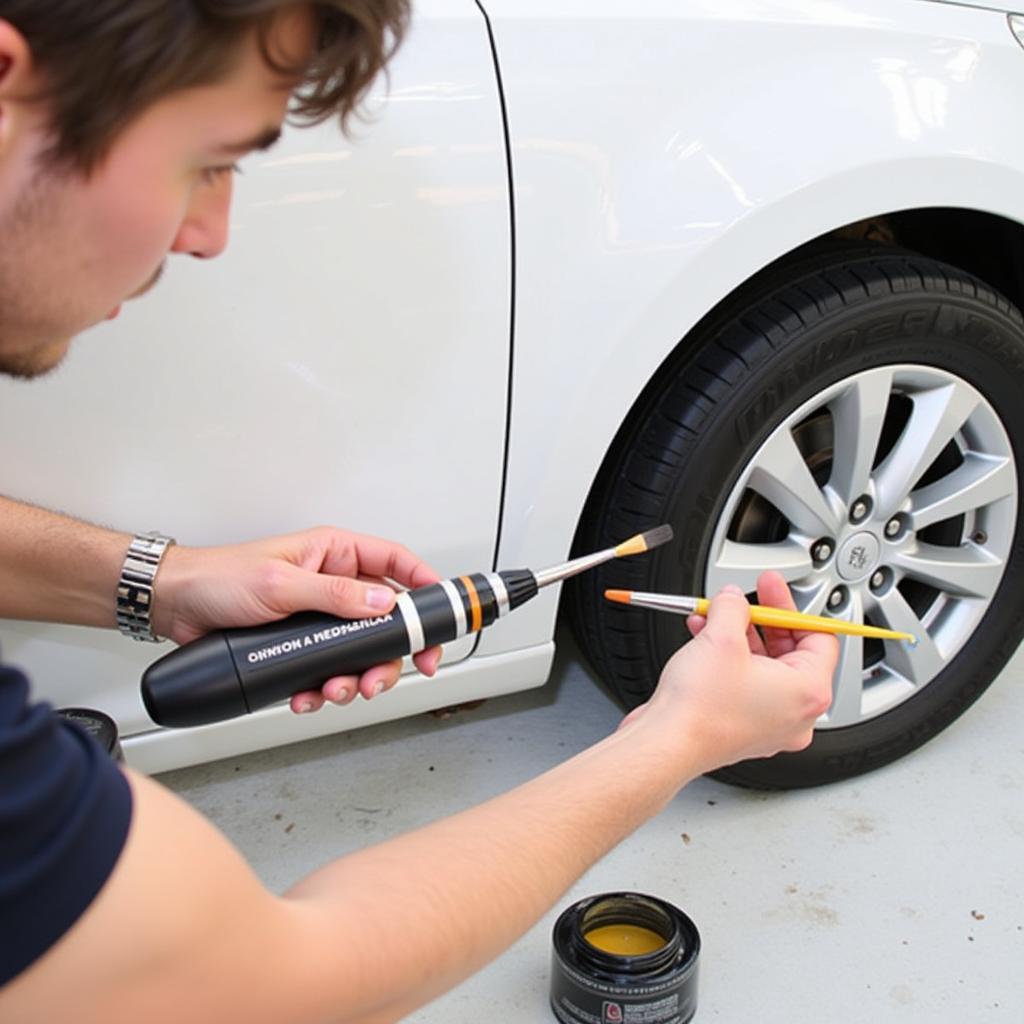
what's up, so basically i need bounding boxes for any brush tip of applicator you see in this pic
[614,524,674,558]
[604,589,632,604]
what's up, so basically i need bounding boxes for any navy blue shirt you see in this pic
[0,660,133,986]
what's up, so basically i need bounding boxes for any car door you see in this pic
[0,0,512,752]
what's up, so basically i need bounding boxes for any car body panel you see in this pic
[0,0,519,766]
[922,1,1024,15]
[3,0,1024,771]
[127,641,554,774]
[475,0,1024,655]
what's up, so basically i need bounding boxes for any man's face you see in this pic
[0,12,312,378]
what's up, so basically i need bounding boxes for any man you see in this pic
[0,3,838,1021]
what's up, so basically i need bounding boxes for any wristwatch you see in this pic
[116,532,176,642]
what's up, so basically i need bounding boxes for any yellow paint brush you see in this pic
[604,588,917,644]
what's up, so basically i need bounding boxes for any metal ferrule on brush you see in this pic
[534,524,674,589]
[533,549,621,589]
[618,592,702,614]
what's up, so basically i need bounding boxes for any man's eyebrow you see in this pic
[215,127,282,156]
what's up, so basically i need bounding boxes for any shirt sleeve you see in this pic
[0,661,133,987]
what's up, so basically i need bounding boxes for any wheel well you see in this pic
[567,206,1024,566]
[832,207,1024,314]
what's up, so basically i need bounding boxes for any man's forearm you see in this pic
[0,585,834,1024]
[0,495,130,627]
[286,717,696,1023]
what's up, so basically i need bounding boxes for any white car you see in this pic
[3,0,1024,786]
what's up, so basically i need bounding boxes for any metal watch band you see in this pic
[116,532,176,642]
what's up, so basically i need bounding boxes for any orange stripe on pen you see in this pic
[460,575,483,632]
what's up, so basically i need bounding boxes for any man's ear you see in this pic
[0,20,37,154]
[0,20,33,91]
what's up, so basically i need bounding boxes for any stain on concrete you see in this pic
[890,984,913,1006]
[765,885,840,927]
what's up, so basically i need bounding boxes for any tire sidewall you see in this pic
[644,289,1024,785]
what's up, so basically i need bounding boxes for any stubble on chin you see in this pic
[0,335,72,380]
[0,158,81,381]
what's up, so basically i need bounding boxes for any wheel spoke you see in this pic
[909,453,1015,532]
[821,593,866,727]
[828,369,893,505]
[873,381,980,519]
[746,428,836,536]
[706,538,812,594]
[891,542,1003,599]
[790,580,833,616]
[700,362,1015,735]
[872,588,945,684]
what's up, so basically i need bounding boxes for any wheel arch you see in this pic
[481,163,1024,657]
[569,200,1024,551]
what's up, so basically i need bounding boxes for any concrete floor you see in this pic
[162,628,1024,1022]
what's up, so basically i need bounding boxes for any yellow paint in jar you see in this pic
[583,924,666,956]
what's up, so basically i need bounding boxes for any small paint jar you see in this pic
[550,891,700,1024]
[57,706,124,762]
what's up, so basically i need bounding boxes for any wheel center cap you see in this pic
[836,532,880,582]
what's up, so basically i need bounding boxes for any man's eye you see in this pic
[201,163,242,185]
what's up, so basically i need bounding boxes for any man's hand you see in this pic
[151,527,443,712]
[620,571,838,775]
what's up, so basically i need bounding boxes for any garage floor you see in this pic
[161,627,1024,1022]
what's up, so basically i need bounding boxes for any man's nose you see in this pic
[171,175,233,259]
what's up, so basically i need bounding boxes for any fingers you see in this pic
[314,528,441,591]
[274,529,443,621]
[787,632,841,687]
[755,571,840,672]
[690,590,765,654]
[745,618,767,656]
[290,676,360,712]
[781,724,818,753]
[756,570,796,610]
[701,585,756,656]
[290,690,326,714]
[289,661,403,713]
[691,574,829,660]
[356,660,404,700]
[413,645,443,677]
[289,647,444,714]
[703,584,749,631]
[284,563,400,620]
[755,571,801,657]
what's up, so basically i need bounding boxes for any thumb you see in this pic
[287,567,397,619]
[702,585,752,646]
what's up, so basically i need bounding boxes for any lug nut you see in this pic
[850,497,871,524]
[870,570,886,590]
[828,587,845,609]
[813,540,834,563]
[885,518,902,538]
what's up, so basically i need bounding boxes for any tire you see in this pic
[571,244,1024,788]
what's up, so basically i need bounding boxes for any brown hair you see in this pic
[0,0,411,173]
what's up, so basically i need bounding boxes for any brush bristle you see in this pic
[613,523,674,557]
[639,523,674,550]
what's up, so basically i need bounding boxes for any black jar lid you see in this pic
[57,706,123,761]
